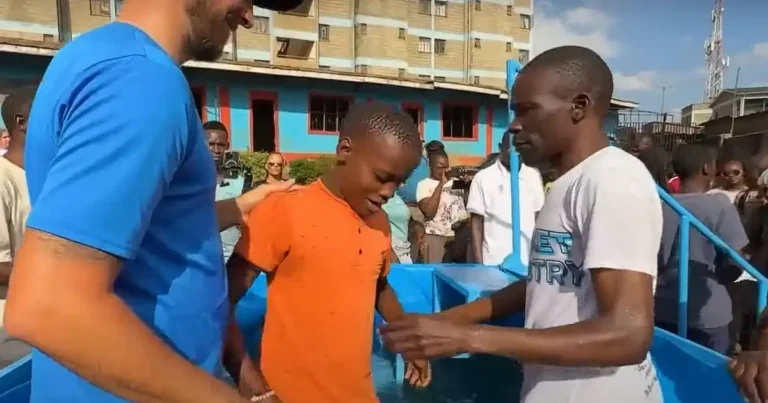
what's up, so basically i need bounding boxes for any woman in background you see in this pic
[252,152,286,187]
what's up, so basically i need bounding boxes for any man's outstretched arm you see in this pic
[216,181,297,231]
[382,269,653,367]
[5,230,245,403]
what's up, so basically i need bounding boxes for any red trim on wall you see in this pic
[190,85,208,122]
[218,87,231,140]
[248,91,279,152]
[401,102,425,139]
[306,92,355,135]
[485,107,493,155]
[440,102,479,142]
[282,152,482,165]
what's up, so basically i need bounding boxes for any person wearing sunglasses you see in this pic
[709,159,749,203]
[253,152,286,188]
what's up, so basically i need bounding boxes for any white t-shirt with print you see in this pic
[523,147,663,403]
[416,178,467,237]
[466,161,545,266]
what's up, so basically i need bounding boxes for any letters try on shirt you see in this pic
[524,147,663,403]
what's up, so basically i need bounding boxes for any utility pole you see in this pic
[728,66,741,138]
[660,86,666,115]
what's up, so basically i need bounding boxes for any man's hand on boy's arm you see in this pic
[216,180,298,231]
[382,270,654,368]
[376,277,432,388]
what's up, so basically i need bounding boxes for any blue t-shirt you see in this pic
[25,23,227,402]
[397,155,428,204]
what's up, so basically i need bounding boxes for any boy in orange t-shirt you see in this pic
[224,103,431,403]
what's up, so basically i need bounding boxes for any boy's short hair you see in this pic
[428,149,448,162]
[202,120,228,133]
[672,144,717,180]
[340,102,420,146]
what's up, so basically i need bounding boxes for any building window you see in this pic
[474,38,481,49]
[277,38,314,59]
[398,28,406,39]
[356,65,369,74]
[518,49,529,64]
[419,74,431,79]
[418,37,431,53]
[506,42,512,52]
[419,0,447,16]
[253,16,269,34]
[506,5,513,15]
[403,103,424,137]
[435,39,446,54]
[319,65,331,69]
[90,0,122,16]
[318,24,330,41]
[442,105,476,139]
[520,14,532,30]
[435,76,447,82]
[358,23,367,35]
[309,95,351,133]
[473,76,480,85]
[398,68,406,79]
[435,1,448,17]
[475,0,481,11]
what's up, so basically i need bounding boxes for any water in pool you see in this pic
[372,352,523,403]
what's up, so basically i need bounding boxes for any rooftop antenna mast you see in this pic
[704,0,728,103]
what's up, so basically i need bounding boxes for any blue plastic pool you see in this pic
[0,263,744,403]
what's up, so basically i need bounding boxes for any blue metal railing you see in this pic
[657,187,768,338]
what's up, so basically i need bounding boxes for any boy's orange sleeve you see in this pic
[234,194,291,272]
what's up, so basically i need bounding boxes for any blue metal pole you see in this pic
[677,217,690,339]
[505,60,523,273]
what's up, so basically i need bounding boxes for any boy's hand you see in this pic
[405,359,432,388]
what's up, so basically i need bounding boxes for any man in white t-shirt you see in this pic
[467,130,545,266]
[381,46,663,403]
[0,87,34,367]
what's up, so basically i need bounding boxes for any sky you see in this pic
[531,0,768,119]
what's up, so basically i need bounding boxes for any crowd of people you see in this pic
[0,0,766,402]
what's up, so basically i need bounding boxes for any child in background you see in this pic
[224,103,431,403]
[408,219,428,264]
[655,144,748,354]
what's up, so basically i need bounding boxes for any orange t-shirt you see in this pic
[235,180,391,403]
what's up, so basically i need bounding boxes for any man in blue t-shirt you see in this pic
[4,1,301,402]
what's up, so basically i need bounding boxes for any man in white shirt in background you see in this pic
[0,87,35,367]
[467,130,545,267]
[0,129,9,157]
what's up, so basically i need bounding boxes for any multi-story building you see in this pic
[0,0,636,163]
[0,0,533,89]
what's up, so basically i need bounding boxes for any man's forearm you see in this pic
[6,293,244,403]
[216,198,245,231]
[464,315,651,367]
[435,280,526,324]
